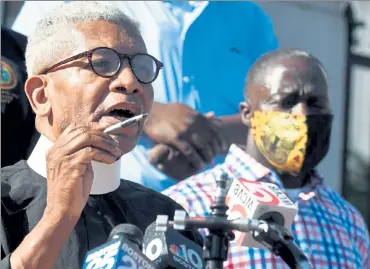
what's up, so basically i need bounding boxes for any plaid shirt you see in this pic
[163,145,370,269]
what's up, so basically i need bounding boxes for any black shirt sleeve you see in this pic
[117,180,204,246]
[1,228,11,269]
[1,200,11,269]
[0,251,11,269]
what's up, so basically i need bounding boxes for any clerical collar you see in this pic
[27,135,121,195]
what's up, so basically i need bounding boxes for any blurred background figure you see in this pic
[1,26,38,168]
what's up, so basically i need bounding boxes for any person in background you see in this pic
[1,3,201,269]
[12,1,279,192]
[1,26,39,167]
[163,49,370,268]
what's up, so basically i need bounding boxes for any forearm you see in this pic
[216,114,247,149]
[146,103,246,151]
[10,212,78,269]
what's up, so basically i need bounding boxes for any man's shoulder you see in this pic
[163,166,220,195]
[119,179,182,209]
[161,165,224,214]
[2,161,46,199]
[1,160,38,187]
[211,1,275,26]
[1,161,46,217]
[211,1,266,13]
[117,179,204,246]
[318,183,369,237]
[319,183,363,215]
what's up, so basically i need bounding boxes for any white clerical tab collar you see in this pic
[28,135,121,195]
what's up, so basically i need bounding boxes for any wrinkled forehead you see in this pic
[263,59,328,97]
[70,20,147,54]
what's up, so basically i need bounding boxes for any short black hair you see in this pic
[245,48,328,97]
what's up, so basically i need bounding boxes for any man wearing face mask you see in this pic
[0,2,202,269]
[163,49,370,268]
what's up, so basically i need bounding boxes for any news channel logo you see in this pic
[169,244,203,269]
[83,240,121,269]
[119,243,155,269]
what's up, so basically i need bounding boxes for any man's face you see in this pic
[249,59,332,115]
[241,58,333,176]
[44,20,154,154]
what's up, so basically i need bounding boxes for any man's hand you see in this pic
[145,103,228,173]
[10,122,123,269]
[45,122,122,219]
[148,144,197,181]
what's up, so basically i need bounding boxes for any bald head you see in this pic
[244,49,331,115]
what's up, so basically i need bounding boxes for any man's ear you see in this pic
[24,76,51,117]
[239,101,253,126]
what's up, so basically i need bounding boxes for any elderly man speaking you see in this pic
[0,2,202,269]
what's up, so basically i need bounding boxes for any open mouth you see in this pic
[108,108,136,119]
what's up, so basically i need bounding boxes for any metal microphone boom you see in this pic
[156,173,313,269]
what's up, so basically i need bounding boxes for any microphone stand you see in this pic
[252,222,312,269]
[156,173,312,269]
[202,173,234,269]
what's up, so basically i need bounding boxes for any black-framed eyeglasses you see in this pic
[41,47,164,84]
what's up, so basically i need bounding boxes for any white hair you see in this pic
[25,1,140,77]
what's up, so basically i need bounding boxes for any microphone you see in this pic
[143,222,205,269]
[225,177,298,248]
[156,174,311,269]
[82,223,156,269]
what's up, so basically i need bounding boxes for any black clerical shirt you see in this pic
[1,161,203,269]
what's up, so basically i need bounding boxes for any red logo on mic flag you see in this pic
[225,195,247,245]
[237,178,280,206]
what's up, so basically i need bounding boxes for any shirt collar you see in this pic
[224,144,323,198]
[28,135,121,195]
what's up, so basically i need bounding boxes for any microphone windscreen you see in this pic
[143,221,205,269]
[82,223,155,269]
[108,223,144,250]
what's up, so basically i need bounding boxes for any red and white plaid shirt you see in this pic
[163,145,370,269]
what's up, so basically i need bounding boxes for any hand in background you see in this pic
[148,144,196,181]
[147,108,228,180]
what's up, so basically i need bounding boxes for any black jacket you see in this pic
[1,161,203,269]
[1,27,39,168]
